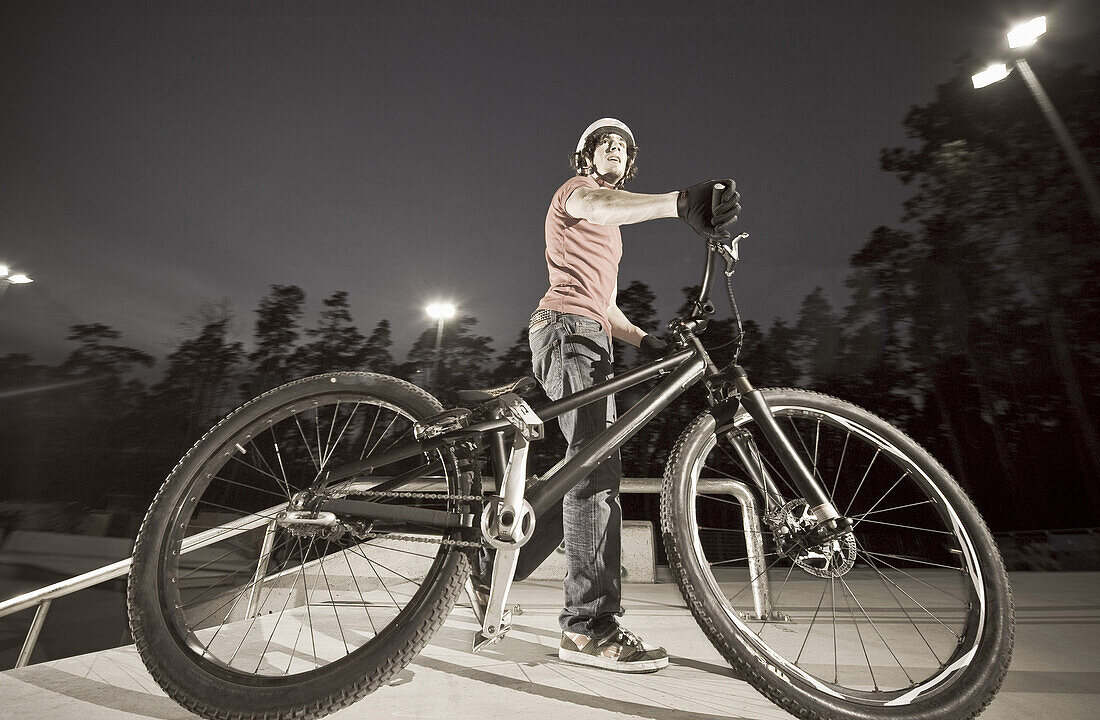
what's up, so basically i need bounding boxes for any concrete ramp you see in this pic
[2,574,1098,720]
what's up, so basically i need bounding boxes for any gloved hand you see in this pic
[677,179,740,238]
[640,334,669,360]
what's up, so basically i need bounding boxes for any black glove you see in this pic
[639,334,668,360]
[677,179,740,238]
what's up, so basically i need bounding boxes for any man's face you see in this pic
[590,133,629,182]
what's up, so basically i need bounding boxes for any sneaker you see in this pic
[559,627,669,673]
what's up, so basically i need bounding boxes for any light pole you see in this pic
[972,16,1100,226]
[0,264,34,301]
[425,302,456,390]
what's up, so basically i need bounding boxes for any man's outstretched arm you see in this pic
[567,179,740,237]
[566,187,679,227]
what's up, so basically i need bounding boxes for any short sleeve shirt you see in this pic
[537,175,621,334]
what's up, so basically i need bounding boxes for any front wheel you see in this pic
[661,388,1013,720]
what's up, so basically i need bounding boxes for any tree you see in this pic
[246,285,306,394]
[793,288,841,389]
[148,305,244,454]
[614,280,659,374]
[294,291,366,375]
[859,59,1100,527]
[401,315,495,404]
[62,323,155,379]
[56,325,155,506]
[362,320,395,374]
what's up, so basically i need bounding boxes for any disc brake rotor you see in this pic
[769,499,856,579]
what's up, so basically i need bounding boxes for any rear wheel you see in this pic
[661,388,1013,720]
[128,372,478,720]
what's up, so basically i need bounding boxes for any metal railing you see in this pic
[0,477,767,668]
[0,502,286,667]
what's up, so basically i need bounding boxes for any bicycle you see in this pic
[127,229,1014,720]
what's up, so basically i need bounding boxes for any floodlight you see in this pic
[426,302,456,319]
[1007,16,1046,49]
[8,274,33,284]
[972,63,1010,89]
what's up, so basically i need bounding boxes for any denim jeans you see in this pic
[476,310,624,636]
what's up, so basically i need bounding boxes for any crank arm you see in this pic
[472,546,519,652]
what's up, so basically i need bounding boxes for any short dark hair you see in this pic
[571,130,638,187]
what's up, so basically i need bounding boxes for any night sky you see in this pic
[2,1,1096,366]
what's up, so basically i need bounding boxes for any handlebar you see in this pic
[690,183,746,319]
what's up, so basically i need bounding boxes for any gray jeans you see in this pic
[476,310,624,636]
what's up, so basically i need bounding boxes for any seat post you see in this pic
[488,408,509,485]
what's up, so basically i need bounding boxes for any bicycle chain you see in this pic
[352,489,489,503]
[344,487,490,548]
[350,530,485,548]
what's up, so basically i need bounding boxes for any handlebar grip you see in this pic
[711,183,725,214]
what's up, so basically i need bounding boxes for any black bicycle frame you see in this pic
[318,237,840,530]
[316,348,705,525]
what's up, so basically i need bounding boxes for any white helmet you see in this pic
[574,117,635,154]
[571,117,636,186]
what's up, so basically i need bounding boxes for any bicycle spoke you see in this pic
[855,517,954,535]
[849,499,934,520]
[839,575,878,690]
[838,575,913,685]
[322,401,362,470]
[795,577,831,665]
[830,576,838,684]
[788,416,827,487]
[336,547,375,634]
[861,550,964,572]
[358,404,382,460]
[849,470,907,528]
[320,401,341,469]
[843,448,880,517]
[292,414,320,474]
[860,549,944,663]
[363,413,399,461]
[864,551,970,605]
[830,432,850,500]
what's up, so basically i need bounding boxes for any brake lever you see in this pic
[711,233,748,273]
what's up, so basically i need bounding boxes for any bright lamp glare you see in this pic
[1008,16,1046,48]
[8,274,33,284]
[426,302,456,319]
[972,63,1010,89]
[0,265,8,278]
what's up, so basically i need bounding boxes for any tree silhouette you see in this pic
[246,285,306,394]
[793,288,840,389]
[294,291,366,375]
[857,59,1100,526]
[362,320,395,374]
[147,306,244,461]
[401,315,494,404]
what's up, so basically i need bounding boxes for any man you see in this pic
[477,118,739,673]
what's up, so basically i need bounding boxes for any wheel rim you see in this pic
[156,390,465,681]
[685,401,986,706]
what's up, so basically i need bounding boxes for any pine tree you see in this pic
[362,319,395,374]
[246,285,306,394]
[294,291,366,375]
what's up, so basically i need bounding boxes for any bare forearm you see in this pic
[572,188,679,226]
[606,303,646,346]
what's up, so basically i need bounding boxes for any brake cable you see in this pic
[708,233,748,364]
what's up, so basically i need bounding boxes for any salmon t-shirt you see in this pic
[537,175,621,335]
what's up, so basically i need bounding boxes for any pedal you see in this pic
[472,627,508,653]
[471,608,512,653]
